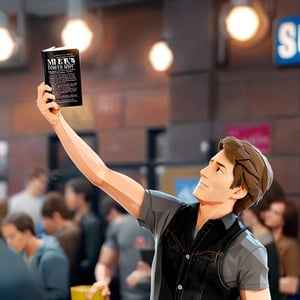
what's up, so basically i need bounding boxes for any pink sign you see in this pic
[226,123,270,155]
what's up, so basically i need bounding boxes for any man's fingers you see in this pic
[37,82,52,99]
[86,283,111,299]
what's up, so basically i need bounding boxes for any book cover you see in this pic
[41,46,83,107]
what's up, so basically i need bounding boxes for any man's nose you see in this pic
[200,164,210,176]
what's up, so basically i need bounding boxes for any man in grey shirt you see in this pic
[36,83,274,300]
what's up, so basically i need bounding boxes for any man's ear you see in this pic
[232,186,248,200]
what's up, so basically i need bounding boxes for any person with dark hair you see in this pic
[95,196,154,300]
[258,179,286,214]
[37,82,274,300]
[1,212,70,300]
[0,238,45,300]
[64,176,105,284]
[264,199,300,298]
[9,166,50,236]
[42,191,82,285]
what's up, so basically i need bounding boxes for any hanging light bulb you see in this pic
[61,19,93,52]
[61,0,94,53]
[0,12,15,61]
[225,5,259,41]
[149,41,173,72]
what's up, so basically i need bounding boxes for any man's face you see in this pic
[193,149,236,204]
[264,202,285,230]
[1,223,29,252]
[30,174,49,197]
[42,216,56,234]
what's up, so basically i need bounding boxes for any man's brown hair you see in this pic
[28,166,50,180]
[42,191,72,219]
[219,136,273,214]
[2,212,35,235]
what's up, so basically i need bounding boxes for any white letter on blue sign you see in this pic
[278,22,297,59]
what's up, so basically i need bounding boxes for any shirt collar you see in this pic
[220,213,236,230]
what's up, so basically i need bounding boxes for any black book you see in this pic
[41,46,82,107]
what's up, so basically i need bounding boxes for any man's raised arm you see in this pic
[36,82,145,218]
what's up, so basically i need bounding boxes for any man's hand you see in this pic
[36,82,61,126]
[86,281,111,300]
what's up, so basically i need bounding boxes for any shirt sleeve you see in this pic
[238,246,269,290]
[222,231,269,291]
[103,221,119,251]
[138,189,183,237]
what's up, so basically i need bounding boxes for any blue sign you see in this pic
[175,178,198,204]
[274,16,300,66]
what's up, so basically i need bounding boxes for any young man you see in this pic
[36,82,274,300]
[0,239,45,300]
[41,191,82,286]
[95,196,154,300]
[9,166,49,236]
[64,176,105,284]
[1,212,70,300]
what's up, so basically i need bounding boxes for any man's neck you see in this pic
[271,227,283,242]
[196,202,234,229]
[24,236,43,257]
[26,186,40,198]
[74,204,89,222]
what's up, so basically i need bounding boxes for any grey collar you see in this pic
[220,213,236,230]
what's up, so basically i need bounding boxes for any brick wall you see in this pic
[0,1,299,235]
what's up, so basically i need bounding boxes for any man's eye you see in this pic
[216,167,223,173]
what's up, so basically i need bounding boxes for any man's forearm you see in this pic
[95,262,113,285]
[52,115,145,217]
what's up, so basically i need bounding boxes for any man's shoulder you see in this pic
[56,224,81,239]
[35,236,67,261]
[9,190,26,201]
[230,228,265,251]
[226,228,267,263]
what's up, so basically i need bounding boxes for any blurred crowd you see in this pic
[0,166,299,300]
[0,166,154,300]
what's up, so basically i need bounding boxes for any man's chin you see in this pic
[198,200,224,206]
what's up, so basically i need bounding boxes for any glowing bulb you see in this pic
[0,28,15,61]
[149,41,174,72]
[61,19,93,52]
[225,6,259,41]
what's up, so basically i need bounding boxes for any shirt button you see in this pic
[185,254,190,260]
[177,284,183,290]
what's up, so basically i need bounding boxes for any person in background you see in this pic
[42,191,82,286]
[258,179,286,219]
[9,166,50,237]
[240,205,281,300]
[1,212,70,300]
[0,198,8,239]
[95,196,154,300]
[264,198,300,299]
[64,176,105,284]
[0,238,45,300]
